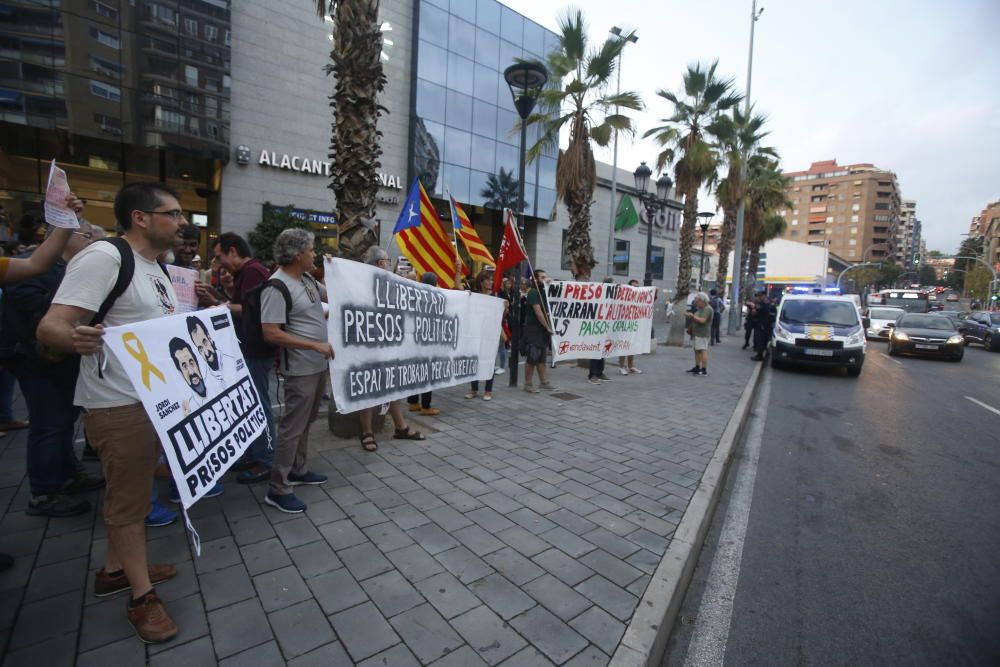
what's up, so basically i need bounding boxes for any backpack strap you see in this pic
[89,237,135,327]
[262,278,293,370]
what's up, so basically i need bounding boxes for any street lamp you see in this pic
[697,212,713,290]
[631,164,673,287]
[503,61,548,387]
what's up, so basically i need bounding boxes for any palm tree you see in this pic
[644,61,741,314]
[526,11,642,281]
[714,107,775,300]
[316,0,387,260]
[480,168,525,211]
[740,158,790,295]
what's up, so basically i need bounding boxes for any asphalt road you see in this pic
[664,339,1000,666]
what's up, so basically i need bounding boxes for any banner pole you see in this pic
[446,189,462,289]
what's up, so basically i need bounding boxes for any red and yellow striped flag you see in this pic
[393,179,460,288]
[449,195,495,267]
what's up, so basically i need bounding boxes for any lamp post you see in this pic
[606,27,638,279]
[633,162,671,287]
[697,213,713,290]
[503,61,548,387]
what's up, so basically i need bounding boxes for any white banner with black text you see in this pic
[544,281,657,361]
[325,258,503,413]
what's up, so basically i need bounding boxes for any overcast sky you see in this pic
[498,0,1000,253]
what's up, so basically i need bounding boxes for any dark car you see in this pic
[888,313,965,361]
[939,310,967,330]
[959,311,1000,351]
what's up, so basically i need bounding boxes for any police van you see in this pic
[770,294,868,377]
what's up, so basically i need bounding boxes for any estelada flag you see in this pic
[492,208,528,293]
[449,194,495,267]
[393,179,460,288]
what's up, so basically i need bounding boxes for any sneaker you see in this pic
[145,502,178,528]
[170,482,223,504]
[629,367,643,374]
[288,471,328,486]
[126,591,178,644]
[26,494,90,517]
[95,564,177,598]
[483,393,492,401]
[408,403,420,412]
[588,377,602,385]
[494,368,506,375]
[685,366,700,374]
[464,392,478,399]
[698,368,708,376]
[597,375,611,381]
[237,464,271,485]
[420,407,440,416]
[540,382,558,391]
[619,367,629,376]
[61,473,106,495]
[264,492,306,514]
[523,384,540,394]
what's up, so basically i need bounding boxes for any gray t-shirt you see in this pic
[261,268,328,376]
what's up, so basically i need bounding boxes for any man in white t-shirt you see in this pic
[37,182,186,644]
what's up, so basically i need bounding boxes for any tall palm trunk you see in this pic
[715,206,737,302]
[326,0,387,260]
[561,112,597,281]
[675,187,699,302]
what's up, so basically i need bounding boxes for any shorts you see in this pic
[84,403,159,526]
[521,324,548,365]
[692,336,709,351]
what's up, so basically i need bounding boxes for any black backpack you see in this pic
[239,278,292,360]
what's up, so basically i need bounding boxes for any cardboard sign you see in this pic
[43,159,80,229]
[545,281,656,361]
[103,306,266,508]
[324,258,503,413]
[166,265,199,313]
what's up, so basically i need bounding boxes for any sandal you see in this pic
[360,432,378,452]
[392,426,426,441]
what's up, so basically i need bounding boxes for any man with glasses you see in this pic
[38,183,187,644]
[259,228,332,514]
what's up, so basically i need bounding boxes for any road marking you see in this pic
[880,352,903,365]
[965,396,1000,417]
[683,370,773,667]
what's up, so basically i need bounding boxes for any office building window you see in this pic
[650,245,664,280]
[89,27,120,49]
[89,80,121,102]
[205,24,219,42]
[90,55,123,78]
[185,65,199,86]
[613,239,630,276]
[91,1,118,20]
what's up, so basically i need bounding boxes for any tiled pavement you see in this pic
[0,341,755,666]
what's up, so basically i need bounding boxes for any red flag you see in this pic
[492,209,528,293]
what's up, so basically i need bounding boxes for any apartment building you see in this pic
[974,201,1000,272]
[894,200,922,268]
[777,159,901,264]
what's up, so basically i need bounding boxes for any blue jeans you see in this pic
[13,366,79,496]
[0,368,16,423]
[246,356,276,467]
[497,339,508,370]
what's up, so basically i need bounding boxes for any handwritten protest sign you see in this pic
[325,258,503,413]
[103,306,266,509]
[166,265,199,313]
[544,281,656,361]
[43,159,80,229]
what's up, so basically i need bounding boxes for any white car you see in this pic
[865,306,906,340]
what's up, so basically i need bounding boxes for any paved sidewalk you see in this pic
[0,340,755,666]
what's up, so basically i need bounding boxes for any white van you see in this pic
[771,294,867,377]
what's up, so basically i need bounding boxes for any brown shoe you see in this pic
[95,564,178,598]
[127,592,178,644]
[407,403,420,412]
[420,407,440,416]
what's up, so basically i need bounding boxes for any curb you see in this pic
[609,360,766,667]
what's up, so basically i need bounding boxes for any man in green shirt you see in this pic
[685,292,714,376]
[522,269,556,393]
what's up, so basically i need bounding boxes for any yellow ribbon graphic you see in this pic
[122,332,165,390]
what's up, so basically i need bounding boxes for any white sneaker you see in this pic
[494,368,506,375]
[630,367,643,374]
[619,367,629,376]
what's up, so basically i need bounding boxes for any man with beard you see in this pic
[169,338,208,414]
[186,316,236,392]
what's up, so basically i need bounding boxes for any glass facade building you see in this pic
[411,0,558,220]
[0,0,230,236]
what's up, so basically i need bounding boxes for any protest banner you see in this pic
[166,265,199,313]
[544,281,657,362]
[103,306,267,510]
[43,159,80,229]
[325,258,503,413]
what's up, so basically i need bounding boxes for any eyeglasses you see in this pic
[139,209,186,221]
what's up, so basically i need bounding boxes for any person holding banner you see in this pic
[260,229,331,514]
[522,269,556,393]
[37,182,185,644]
[618,279,644,375]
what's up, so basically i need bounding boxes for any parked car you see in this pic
[946,293,960,302]
[865,306,906,340]
[959,311,1000,351]
[771,294,867,377]
[887,313,964,361]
